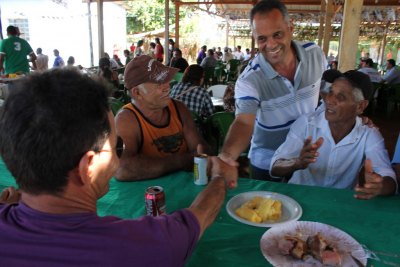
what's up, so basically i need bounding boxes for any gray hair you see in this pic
[353,87,365,102]
[137,84,148,94]
[335,77,365,102]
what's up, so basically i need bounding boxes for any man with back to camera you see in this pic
[200,49,218,69]
[358,58,382,83]
[0,68,237,266]
[382,59,400,85]
[35,48,49,71]
[114,55,211,181]
[218,0,327,181]
[270,70,396,199]
[0,25,37,74]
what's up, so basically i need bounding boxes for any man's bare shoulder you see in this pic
[115,108,139,132]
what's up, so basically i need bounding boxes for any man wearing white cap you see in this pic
[115,55,210,181]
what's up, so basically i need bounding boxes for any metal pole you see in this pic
[87,2,94,67]
[97,0,104,60]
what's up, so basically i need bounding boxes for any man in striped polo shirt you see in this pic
[219,0,327,181]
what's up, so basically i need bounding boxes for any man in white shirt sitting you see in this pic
[270,70,396,200]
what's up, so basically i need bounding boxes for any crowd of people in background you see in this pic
[0,23,257,82]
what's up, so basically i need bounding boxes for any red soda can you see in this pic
[145,186,166,216]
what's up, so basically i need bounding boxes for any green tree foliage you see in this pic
[125,0,188,34]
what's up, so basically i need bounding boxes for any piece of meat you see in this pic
[321,250,342,266]
[306,232,328,260]
[278,238,295,255]
[279,236,307,259]
[290,238,307,260]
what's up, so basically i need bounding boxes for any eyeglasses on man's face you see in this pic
[97,136,124,158]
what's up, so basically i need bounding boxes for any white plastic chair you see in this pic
[207,84,227,99]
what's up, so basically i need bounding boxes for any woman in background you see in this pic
[98,57,119,90]
[134,40,145,58]
[170,64,214,119]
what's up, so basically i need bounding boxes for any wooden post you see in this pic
[251,0,256,54]
[379,22,390,68]
[175,1,180,49]
[165,0,169,64]
[322,0,333,56]
[317,0,326,47]
[338,0,363,71]
[225,17,229,48]
[97,0,104,60]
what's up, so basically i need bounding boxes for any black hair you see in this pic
[0,69,111,195]
[364,58,374,67]
[250,0,289,23]
[387,59,396,66]
[182,64,204,85]
[98,57,118,88]
[173,48,182,55]
[67,56,75,65]
[6,25,17,35]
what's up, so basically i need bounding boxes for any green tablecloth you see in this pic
[1,160,399,267]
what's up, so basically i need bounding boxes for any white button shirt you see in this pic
[270,109,396,189]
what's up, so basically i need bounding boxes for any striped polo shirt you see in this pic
[235,41,327,170]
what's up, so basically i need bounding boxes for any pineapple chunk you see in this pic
[235,206,262,223]
[235,196,282,223]
[256,199,282,221]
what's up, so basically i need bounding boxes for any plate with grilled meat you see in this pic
[260,221,367,266]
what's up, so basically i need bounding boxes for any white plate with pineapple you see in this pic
[226,191,302,227]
